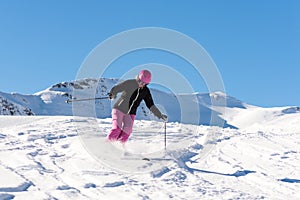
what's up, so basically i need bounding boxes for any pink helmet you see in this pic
[138,69,152,84]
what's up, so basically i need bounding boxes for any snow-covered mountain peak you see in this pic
[36,78,117,94]
[1,78,299,130]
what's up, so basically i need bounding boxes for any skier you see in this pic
[107,69,168,143]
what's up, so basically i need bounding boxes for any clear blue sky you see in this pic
[0,1,299,107]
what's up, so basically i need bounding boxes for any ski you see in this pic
[122,156,173,162]
[121,156,150,161]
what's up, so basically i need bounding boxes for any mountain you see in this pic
[0,78,116,117]
[0,78,299,129]
[0,95,34,116]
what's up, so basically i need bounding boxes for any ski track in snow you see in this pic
[0,116,299,200]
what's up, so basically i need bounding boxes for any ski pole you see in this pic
[65,96,109,103]
[164,121,167,151]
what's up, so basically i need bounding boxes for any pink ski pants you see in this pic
[107,109,136,143]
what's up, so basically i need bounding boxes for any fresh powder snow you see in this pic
[0,79,299,199]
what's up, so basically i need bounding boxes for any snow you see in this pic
[215,105,300,132]
[0,78,300,199]
[0,114,299,199]
[0,166,30,192]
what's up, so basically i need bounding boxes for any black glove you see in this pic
[108,93,116,100]
[161,114,168,122]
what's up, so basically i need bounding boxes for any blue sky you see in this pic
[0,1,299,107]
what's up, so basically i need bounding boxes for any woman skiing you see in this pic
[107,69,168,143]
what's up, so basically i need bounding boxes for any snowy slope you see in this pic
[214,104,300,132]
[0,115,299,199]
[1,78,300,199]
